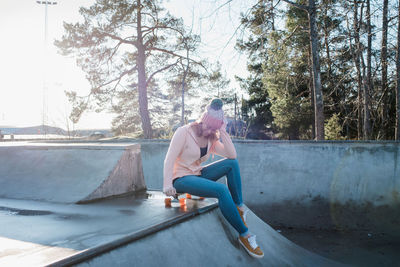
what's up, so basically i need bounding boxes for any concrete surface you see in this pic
[0,140,398,266]
[137,140,400,234]
[0,191,343,267]
[0,191,217,266]
[73,204,343,267]
[0,143,145,203]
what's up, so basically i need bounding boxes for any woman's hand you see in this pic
[164,187,177,197]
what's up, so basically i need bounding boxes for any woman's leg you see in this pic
[200,158,243,207]
[174,175,248,236]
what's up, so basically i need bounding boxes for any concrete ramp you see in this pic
[0,143,146,203]
[51,204,343,267]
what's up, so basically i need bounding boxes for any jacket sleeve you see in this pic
[211,128,237,159]
[163,126,186,193]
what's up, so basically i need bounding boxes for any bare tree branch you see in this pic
[143,25,185,39]
[210,1,260,60]
[99,31,138,47]
[282,25,301,44]
[141,12,158,24]
[202,0,233,19]
[107,42,122,64]
[146,60,180,87]
[147,47,202,65]
[94,66,137,92]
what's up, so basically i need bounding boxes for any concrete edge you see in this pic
[78,145,146,203]
[44,203,218,267]
[0,142,141,150]
[4,139,400,145]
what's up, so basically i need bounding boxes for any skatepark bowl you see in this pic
[0,140,399,266]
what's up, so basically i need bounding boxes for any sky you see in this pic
[0,0,253,130]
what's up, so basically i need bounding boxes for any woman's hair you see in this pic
[190,121,219,142]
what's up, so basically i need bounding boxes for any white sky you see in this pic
[0,0,252,130]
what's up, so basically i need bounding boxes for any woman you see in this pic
[163,98,264,258]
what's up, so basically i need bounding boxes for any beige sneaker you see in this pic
[237,206,248,227]
[239,234,264,258]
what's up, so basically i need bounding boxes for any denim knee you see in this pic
[225,158,239,170]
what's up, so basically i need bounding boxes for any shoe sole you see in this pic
[238,238,264,258]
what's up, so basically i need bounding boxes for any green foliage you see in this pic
[325,114,345,140]
[235,2,274,139]
[110,90,141,136]
[263,31,313,140]
[237,0,400,140]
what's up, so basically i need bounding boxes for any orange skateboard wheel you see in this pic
[179,198,186,205]
[164,198,171,207]
[186,193,192,199]
[180,205,187,212]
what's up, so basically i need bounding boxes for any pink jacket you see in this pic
[163,123,237,193]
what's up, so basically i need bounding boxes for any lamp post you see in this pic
[36,1,57,136]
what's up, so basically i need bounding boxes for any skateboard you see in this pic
[164,193,204,208]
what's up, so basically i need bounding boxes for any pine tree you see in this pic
[325,113,345,140]
[236,1,274,139]
[263,30,312,139]
[55,0,202,138]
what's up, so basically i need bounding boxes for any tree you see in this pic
[164,60,232,132]
[381,0,389,139]
[194,64,234,121]
[263,29,313,140]
[351,0,363,139]
[55,0,202,138]
[282,0,325,140]
[396,0,400,140]
[325,113,344,140]
[234,0,398,140]
[364,0,372,139]
[236,1,274,139]
[318,0,352,138]
[180,42,190,126]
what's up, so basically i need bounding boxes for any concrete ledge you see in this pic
[0,143,146,203]
[45,202,218,267]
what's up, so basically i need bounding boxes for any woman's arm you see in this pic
[163,126,186,195]
[211,122,237,159]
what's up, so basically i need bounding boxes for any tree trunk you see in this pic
[181,71,185,126]
[181,49,190,126]
[136,0,152,138]
[234,93,237,136]
[353,0,363,140]
[323,4,332,86]
[364,0,372,139]
[308,0,325,140]
[381,0,389,139]
[396,0,400,140]
[308,44,316,139]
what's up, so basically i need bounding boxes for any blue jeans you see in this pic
[173,158,249,236]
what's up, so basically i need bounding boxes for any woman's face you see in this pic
[200,122,217,137]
